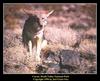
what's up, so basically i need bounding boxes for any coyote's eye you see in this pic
[42,18,44,20]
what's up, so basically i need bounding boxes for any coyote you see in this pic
[22,10,54,63]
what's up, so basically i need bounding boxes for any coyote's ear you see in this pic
[46,10,54,18]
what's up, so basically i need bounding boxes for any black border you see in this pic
[1,1,99,81]
[0,2,3,81]
[2,74,100,81]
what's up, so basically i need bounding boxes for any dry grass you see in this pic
[3,3,96,74]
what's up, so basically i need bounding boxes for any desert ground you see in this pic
[3,3,96,74]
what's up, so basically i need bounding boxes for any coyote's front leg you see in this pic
[36,36,42,63]
[41,40,47,49]
[36,39,47,63]
[28,40,32,55]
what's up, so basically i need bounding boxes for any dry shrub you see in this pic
[85,28,96,36]
[44,27,81,47]
[79,39,96,55]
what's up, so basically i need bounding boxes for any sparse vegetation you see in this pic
[3,3,96,74]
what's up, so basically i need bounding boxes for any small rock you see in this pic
[60,50,81,68]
